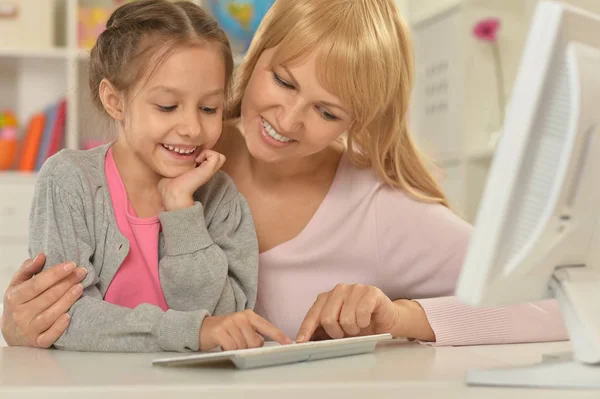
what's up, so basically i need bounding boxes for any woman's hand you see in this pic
[295,284,436,343]
[200,309,293,351]
[1,254,87,348]
[158,149,226,211]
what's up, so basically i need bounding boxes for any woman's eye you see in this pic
[319,107,339,121]
[273,71,295,89]
[157,105,177,112]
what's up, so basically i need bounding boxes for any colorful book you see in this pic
[35,103,58,171]
[18,113,46,171]
[47,99,67,159]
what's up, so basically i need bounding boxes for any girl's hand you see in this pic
[1,254,87,348]
[295,284,436,343]
[199,310,293,351]
[159,149,226,211]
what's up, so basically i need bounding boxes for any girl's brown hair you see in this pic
[230,0,449,207]
[89,0,234,114]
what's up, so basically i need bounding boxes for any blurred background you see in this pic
[1,0,600,304]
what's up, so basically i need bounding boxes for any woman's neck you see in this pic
[248,146,343,186]
[220,121,344,186]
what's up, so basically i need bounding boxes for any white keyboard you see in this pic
[152,333,393,370]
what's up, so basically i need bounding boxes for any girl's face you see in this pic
[240,46,352,164]
[119,45,226,178]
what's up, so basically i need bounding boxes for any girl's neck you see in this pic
[111,138,161,196]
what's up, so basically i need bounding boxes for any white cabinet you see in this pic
[0,181,35,238]
[409,0,530,221]
[0,172,36,347]
[408,0,600,221]
[0,0,205,161]
[0,173,37,325]
[0,0,199,299]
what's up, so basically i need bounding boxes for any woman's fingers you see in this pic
[8,261,79,305]
[318,287,348,339]
[2,260,86,348]
[29,280,84,333]
[27,268,86,317]
[35,313,71,348]
[296,285,387,343]
[7,254,45,288]
[309,326,331,341]
[356,289,380,329]
[339,286,369,336]
[296,293,328,343]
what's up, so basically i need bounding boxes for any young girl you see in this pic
[25,0,290,353]
[3,0,567,349]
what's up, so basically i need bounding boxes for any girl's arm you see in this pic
[29,158,207,352]
[157,172,258,318]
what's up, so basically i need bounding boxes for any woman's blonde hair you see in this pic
[229,0,448,207]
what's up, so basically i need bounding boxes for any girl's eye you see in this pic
[273,71,295,89]
[200,107,218,114]
[157,105,177,112]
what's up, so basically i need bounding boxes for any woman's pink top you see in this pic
[255,152,568,345]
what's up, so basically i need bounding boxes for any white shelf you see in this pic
[0,0,216,159]
[77,47,240,64]
[0,171,39,183]
[467,145,496,161]
[408,0,600,221]
[410,0,463,25]
[233,53,244,67]
[0,48,70,59]
[409,0,528,221]
[77,48,91,60]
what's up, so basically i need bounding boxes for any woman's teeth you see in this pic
[161,144,196,155]
[262,118,294,143]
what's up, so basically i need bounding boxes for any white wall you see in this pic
[408,0,463,24]
[524,0,600,17]
[409,0,600,26]
[407,0,600,219]
[395,0,410,18]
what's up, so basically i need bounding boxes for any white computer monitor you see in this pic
[456,0,600,389]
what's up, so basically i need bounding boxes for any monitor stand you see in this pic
[466,267,600,389]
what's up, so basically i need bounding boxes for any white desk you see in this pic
[0,340,596,398]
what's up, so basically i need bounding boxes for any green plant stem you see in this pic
[491,41,506,125]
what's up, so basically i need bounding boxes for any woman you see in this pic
[1,0,567,349]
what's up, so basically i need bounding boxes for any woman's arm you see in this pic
[415,296,568,346]
[376,188,568,345]
[297,187,568,345]
[1,254,85,347]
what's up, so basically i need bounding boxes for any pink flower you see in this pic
[473,18,501,42]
